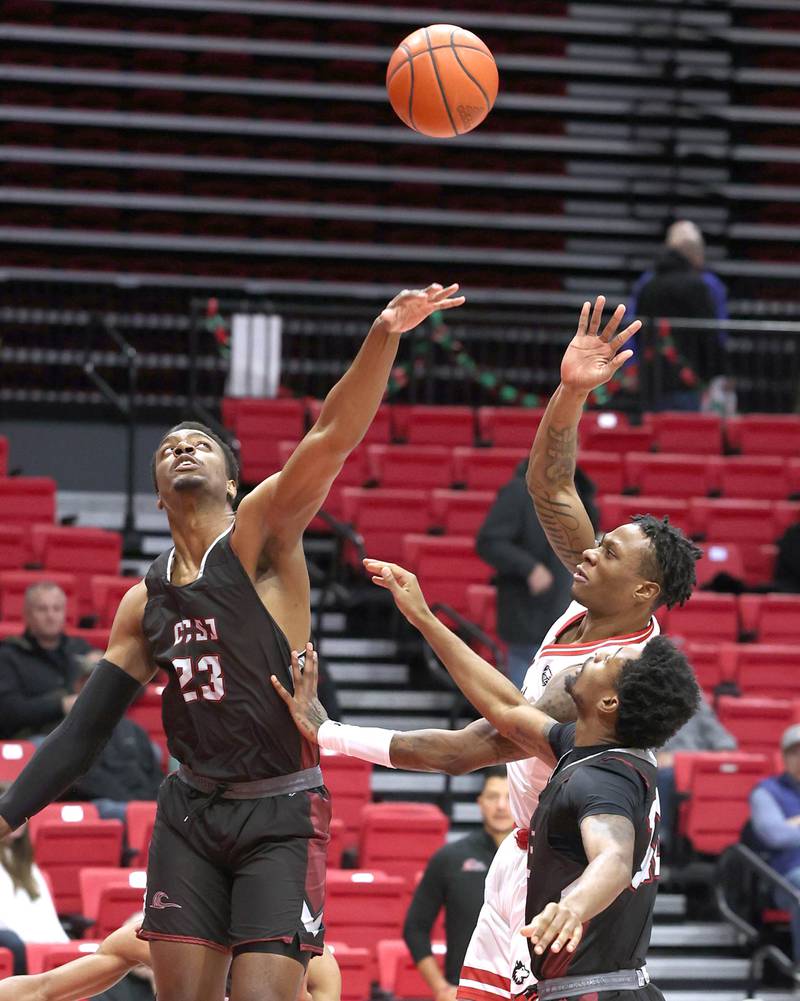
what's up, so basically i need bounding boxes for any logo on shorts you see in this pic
[151,891,182,910]
[512,960,531,986]
[541,665,552,687]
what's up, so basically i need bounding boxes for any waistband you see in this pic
[537,967,649,1000]
[177,763,324,799]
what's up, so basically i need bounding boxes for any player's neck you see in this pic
[574,717,616,747]
[575,605,652,645]
[167,500,233,571]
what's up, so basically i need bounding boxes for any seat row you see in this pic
[661,592,800,645]
[0,570,136,628]
[686,642,800,700]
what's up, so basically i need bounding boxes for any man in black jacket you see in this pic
[476,462,598,688]
[403,768,513,1001]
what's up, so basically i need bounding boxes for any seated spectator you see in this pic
[774,521,800,593]
[749,724,800,978]
[0,811,67,976]
[0,582,99,741]
[656,692,737,860]
[403,767,514,1001]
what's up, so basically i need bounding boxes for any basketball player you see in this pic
[0,282,465,1001]
[273,297,702,1001]
[0,917,341,1001]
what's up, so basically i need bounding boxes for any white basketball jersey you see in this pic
[506,601,660,828]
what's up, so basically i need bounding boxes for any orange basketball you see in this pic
[386,24,499,138]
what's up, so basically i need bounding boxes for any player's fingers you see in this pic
[587,295,606,337]
[609,319,641,351]
[305,642,317,684]
[533,910,567,955]
[598,302,626,342]
[437,295,466,310]
[431,282,457,298]
[523,904,557,946]
[424,283,444,294]
[575,300,591,336]
[608,349,634,374]
[549,919,578,954]
[270,674,291,705]
[290,649,305,687]
[565,921,584,953]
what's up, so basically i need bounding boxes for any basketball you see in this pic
[386,24,499,138]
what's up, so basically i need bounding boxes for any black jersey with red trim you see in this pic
[525,723,660,980]
[142,524,318,782]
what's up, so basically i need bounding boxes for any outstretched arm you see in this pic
[527,297,639,571]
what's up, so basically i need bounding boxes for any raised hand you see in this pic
[363,559,431,627]
[270,643,329,743]
[379,283,465,336]
[560,296,640,394]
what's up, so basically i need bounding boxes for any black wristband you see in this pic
[0,659,143,830]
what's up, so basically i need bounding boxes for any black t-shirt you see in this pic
[526,723,659,980]
[403,828,499,985]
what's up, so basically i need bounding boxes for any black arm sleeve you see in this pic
[403,847,448,964]
[0,660,143,829]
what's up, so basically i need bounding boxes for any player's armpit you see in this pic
[390,717,528,775]
[534,667,579,723]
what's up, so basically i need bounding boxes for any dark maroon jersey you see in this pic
[142,525,318,782]
[526,723,660,980]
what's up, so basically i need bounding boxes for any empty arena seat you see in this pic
[651,412,723,455]
[575,451,624,496]
[728,414,800,457]
[716,697,795,756]
[402,535,492,614]
[378,939,446,998]
[327,942,371,1001]
[684,643,728,694]
[125,800,158,867]
[477,407,544,447]
[341,488,430,564]
[25,941,101,976]
[126,684,167,767]
[228,398,306,484]
[689,499,776,543]
[320,751,372,848]
[660,592,739,643]
[0,571,78,625]
[452,448,526,491]
[393,405,475,447]
[80,867,148,938]
[727,643,800,700]
[367,445,454,490]
[599,496,691,535]
[739,594,800,643]
[0,947,12,979]
[581,426,654,454]
[278,441,370,526]
[359,803,448,883]
[430,490,494,536]
[0,523,28,569]
[325,870,407,960]
[694,543,746,588]
[328,817,345,868]
[0,477,55,527]
[624,453,720,498]
[674,751,770,855]
[0,740,36,782]
[28,802,99,840]
[720,456,789,500]
[70,626,110,651]
[90,574,140,627]
[30,527,122,617]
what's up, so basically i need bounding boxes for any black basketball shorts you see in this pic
[138,773,331,958]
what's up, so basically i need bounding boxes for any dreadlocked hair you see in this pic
[151,422,239,494]
[614,636,700,749]
[631,513,702,609]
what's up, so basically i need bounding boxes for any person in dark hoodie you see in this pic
[476,461,598,688]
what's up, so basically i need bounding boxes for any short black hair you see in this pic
[614,636,700,749]
[631,514,702,609]
[480,766,508,792]
[151,421,239,493]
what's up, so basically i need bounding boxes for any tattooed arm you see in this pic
[527,297,639,571]
[534,666,579,723]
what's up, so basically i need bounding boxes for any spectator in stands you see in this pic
[403,767,514,1001]
[476,461,598,688]
[0,807,68,976]
[0,582,99,741]
[629,220,724,411]
[773,521,800,593]
[749,724,800,975]
[656,693,736,860]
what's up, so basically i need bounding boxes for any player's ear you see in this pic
[598,692,619,719]
[634,579,660,606]
[155,493,164,511]
[226,480,237,505]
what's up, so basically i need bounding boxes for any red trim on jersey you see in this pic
[460,967,511,990]
[457,987,510,1001]
[537,613,655,657]
[137,929,229,953]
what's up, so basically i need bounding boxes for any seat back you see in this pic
[320,752,372,848]
[394,405,475,447]
[359,803,448,883]
[717,697,795,756]
[0,523,28,570]
[125,800,158,867]
[452,447,526,491]
[430,490,494,536]
[652,413,723,455]
[367,445,453,490]
[25,941,101,976]
[0,477,56,526]
[79,867,148,938]
[0,570,78,624]
[32,813,123,914]
[325,870,407,958]
[661,593,739,643]
[0,740,36,782]
[720,457,788,501]
[477,407,545,448]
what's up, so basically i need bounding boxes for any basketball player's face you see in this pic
[567,645,641,712]
[571,524,659,616]
[155,430,231,505]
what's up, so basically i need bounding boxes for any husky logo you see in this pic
[541,665,552,687]
[512,960,531,986]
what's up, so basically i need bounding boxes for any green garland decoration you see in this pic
[206,298,231,357]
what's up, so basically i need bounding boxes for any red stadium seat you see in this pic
[341,488,430,565]
[359,803,448,883]
[325,870,407,962]
[739,594,800,643]
[689,499,776,544]
[402,535,492,615]
[624,453,720,498]
[30,527,122,617]
[0,947,12,979]
[598,496,691,535]
[393,405,475,447]
[0,477,55,527]
[683,643,728,695]
[729,644,800,700]
[651,412,723,455]
[278,441,370,526]
[329,817,345,868]
[694,543,745,588]
[0,435,7,476]
[673,751,770,855]
[660,592,739,643]
[320,751,372,848]
[25,941,102,976]
[430,490,494,536]
[307,400,392,445]
[327,942,371,1001]
[378,939,446,998]
[90,575,140,627]
[466,584,497,636]
[719,457,789,501]
[80,867,148,938]
[716,697,795,756]
[581,426,654,454]
[69,626,110,651]
[0,740,36,782]
[452,447,526,492]
[775,501,800,536]
[126,800,158,867]
[477,407,545,448]
[126,684,167,769]
[228,398,306,485]
[729,415,800,458]
[576,451,624,496]
[367,445,453,490]
[0,571,78,625]
[0,523,28,570]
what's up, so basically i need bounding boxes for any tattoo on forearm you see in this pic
[545,426,578,484]
[535,668,579,723]
[533,490,586,567]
